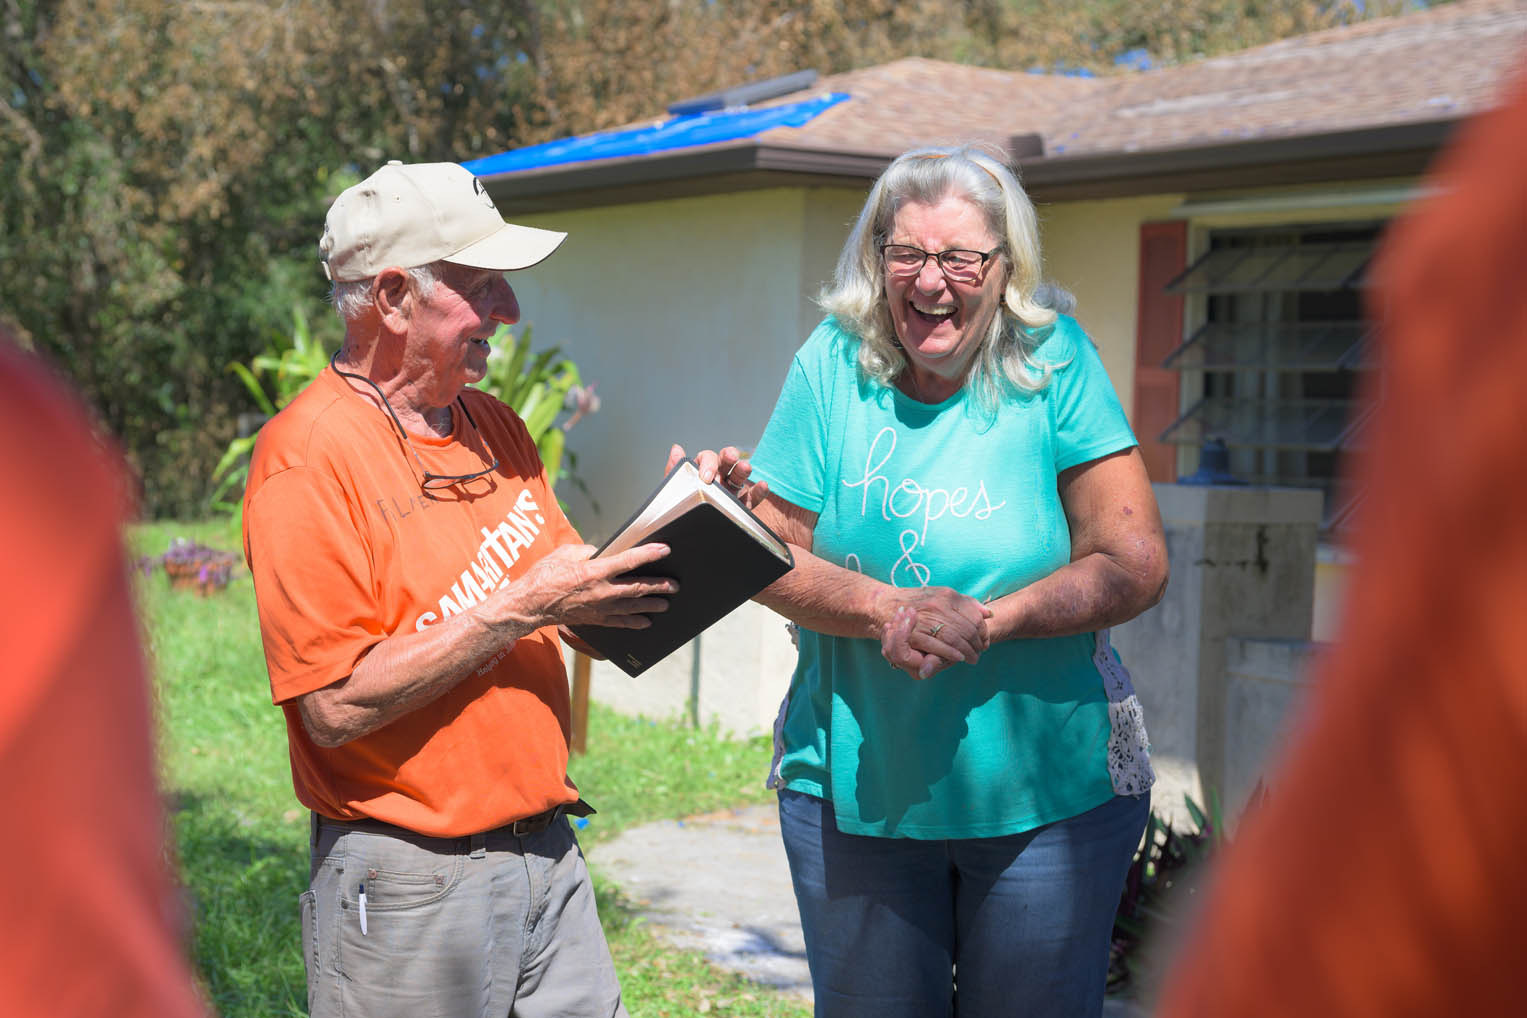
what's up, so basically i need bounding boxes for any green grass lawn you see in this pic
[132,521,810,1018]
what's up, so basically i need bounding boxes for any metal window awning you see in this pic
[1162,320,1372,371]
[1323,478,1367,539]
[1164,241,1371,294]
[1158,397,1373,451]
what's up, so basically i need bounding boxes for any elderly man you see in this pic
[243,161,754,1018]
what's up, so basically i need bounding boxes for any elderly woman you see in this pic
[748,145,1168,1017]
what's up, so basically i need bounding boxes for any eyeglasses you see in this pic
[881,244,1002,282]
[331,356,500,490]
[413,407,500,489]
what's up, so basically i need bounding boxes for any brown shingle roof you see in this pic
[760,58,1104,157]
[1059,0,1527,156]
[762,0,1527,159]
[482,0,1527,210]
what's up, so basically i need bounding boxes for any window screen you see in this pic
[1159,223,1382,532]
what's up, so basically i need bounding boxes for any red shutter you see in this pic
[1134,221,1188,482]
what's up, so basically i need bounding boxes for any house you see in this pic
[469,0,1527,813]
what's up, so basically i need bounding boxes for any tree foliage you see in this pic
[963,1,1415,73]
[0,0,1415,516]
[1,0,544,515]
[515,0,967,141]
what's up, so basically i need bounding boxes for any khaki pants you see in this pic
[304,814,627,1018]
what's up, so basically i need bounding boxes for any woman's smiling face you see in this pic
[883,193,1007,402]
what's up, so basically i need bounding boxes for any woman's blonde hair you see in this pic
[820,144,1071,403]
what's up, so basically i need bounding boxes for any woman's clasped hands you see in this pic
[879,587,993,680]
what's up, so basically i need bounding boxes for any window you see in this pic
[1159,222,1383,533]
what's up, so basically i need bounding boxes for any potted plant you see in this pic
[144,538,241,596]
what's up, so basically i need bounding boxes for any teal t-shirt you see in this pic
[751,315,1141,839]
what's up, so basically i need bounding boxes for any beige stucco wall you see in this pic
[511,177,1418,537]
[508,185,866,733]
[1036,193,1183,415]
[499,177,1399,733]
[510,185,866,540]
[1312,550,1351,644]
[799,187,869,339]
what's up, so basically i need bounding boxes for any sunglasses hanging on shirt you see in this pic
[330,354,500,490]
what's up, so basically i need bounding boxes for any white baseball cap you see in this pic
[319,161,567,282]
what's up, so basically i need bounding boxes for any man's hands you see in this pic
[499,542,677,632]
[299,446,774,747]
[878,587,993,680]
[298,541,678,748]
[535,444,763,649]
[566,444,991,681]
[666,444,769,510]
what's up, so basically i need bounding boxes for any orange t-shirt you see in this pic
[243,366,583,837]
[0,342,207,1018]
[1155,62,1527,1018]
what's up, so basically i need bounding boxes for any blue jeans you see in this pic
[778,788,1148,1018]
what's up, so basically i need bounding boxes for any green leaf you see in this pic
[228,363,277,416]
[1183,793,1209,834]
[539,428,566,488]
[212,435,257,481]
[1114,914,1148,939]
[522,387,565,439]
[209,302,331,518]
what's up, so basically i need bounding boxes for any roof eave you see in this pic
[479,117,1461,214]
[1021,117,1460,201]
[478,139,899,215]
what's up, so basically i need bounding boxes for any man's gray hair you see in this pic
[331,262,445,322]
[820,144,1073,404]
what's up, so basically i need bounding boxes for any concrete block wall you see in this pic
[1113,483,1323,827]
[1223,637,1322,818]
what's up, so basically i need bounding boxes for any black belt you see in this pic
[510,798,595,836]
[319,798,595,840]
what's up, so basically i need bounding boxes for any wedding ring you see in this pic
[928,622,945,637]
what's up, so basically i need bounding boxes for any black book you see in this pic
[569,459,794,677]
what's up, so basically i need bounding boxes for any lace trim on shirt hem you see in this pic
[1095,629,1155,797]
[765,680,791,791]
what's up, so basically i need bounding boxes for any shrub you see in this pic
[1109,790,1237,1000]
[211,313,598,533]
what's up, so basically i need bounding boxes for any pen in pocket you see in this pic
[358,883,368,936]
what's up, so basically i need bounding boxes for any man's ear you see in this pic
[374,268,413,330]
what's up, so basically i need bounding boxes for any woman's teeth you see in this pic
[912,301,956,317]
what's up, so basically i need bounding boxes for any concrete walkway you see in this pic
[589,803,1147,1015]
[592,804,812,1000]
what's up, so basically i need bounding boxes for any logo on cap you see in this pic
[472,176,494,209]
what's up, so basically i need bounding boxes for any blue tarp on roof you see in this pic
[464,92,850,177]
